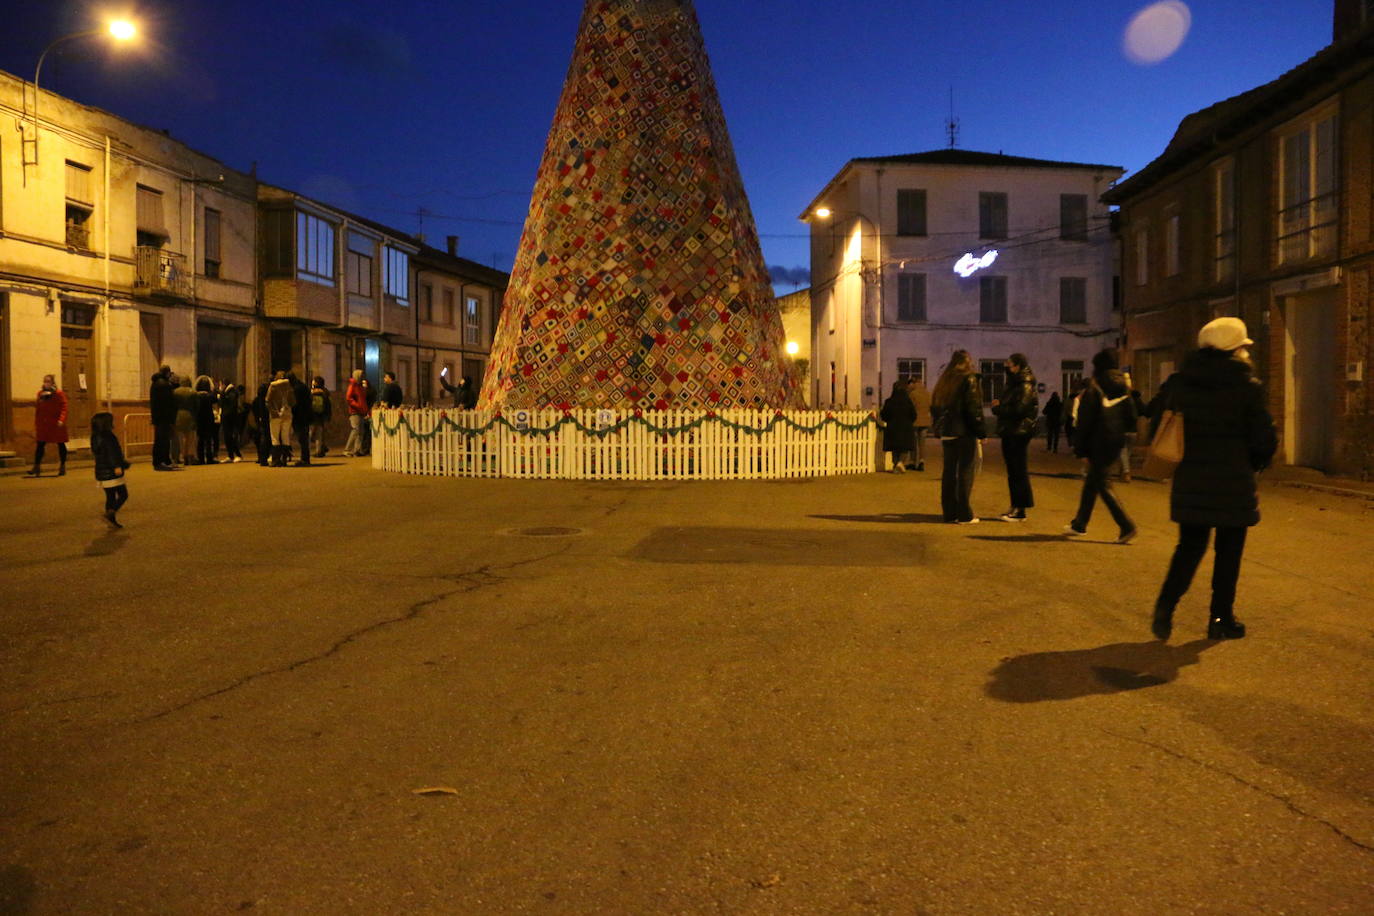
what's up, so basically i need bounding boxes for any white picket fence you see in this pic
[369,408,877,480]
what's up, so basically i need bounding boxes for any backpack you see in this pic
[311,392,327,416]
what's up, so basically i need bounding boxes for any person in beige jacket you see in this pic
[906,379,933,471]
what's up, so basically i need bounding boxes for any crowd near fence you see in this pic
[369,407,878,481]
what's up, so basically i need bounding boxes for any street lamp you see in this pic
[28,19,139,164]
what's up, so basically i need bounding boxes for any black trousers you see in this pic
[197,426,217,463]
[34,442,68,464]
[294,426,311,464]
[103,484,129,513]
[255,426,270,464]
[1073,456,1134,534]
[940,437,978,522]
[223,423,241,460]
[153,423,173,466]
[1045,422,1060,453]
[1001,434,1034,509]
[1157,525,1248,618]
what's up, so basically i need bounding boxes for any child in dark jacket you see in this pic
[90,412,131,528]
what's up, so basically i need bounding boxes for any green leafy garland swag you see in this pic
[371,409,876,441]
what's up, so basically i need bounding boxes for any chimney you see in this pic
[1333,0,1369,40]
[446,235,460,256]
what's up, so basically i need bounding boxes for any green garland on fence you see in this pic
[371,409,876,442]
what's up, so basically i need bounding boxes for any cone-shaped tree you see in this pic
[480,0,802,411]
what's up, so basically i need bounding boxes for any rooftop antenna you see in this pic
[945,86,960,149]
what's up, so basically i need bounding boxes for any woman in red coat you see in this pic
[28,374,69,477]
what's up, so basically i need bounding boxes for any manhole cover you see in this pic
[502,526,585,537]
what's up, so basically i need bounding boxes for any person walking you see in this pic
[309,376,332,458]
[931,350,985,525]
[1063,381,1082,455]
[991,353,1038,522]
[879,379,917,473]
[1042,391,1063,453]
[1064,349,1138,543]
[266,371,295,467]
[1152,318,1278,642]
[172,374,198,465]
[149,365,176,470]
[90,411,131,528]
[26,374,69,477]
[907,377,932,471]
[343,370,368,457]
[220,381,244,462]
[194,375,219,464]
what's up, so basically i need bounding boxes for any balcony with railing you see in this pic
[133,245,191,299]
[1277,191,1337,265]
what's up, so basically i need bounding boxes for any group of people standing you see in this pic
[147,366,345,469]
[910,317,1276,641]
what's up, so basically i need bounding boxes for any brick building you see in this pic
[1104,3,1374,474]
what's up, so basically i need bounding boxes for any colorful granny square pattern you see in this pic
[479,0,802,410]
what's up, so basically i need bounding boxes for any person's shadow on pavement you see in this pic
[985,639,1217,703]
[83,530,129,557]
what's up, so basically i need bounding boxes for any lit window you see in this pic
[464,296,481,344]
[383,247,410,305]
[296,212,336,286]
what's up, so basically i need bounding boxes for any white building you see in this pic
[803,150,1124,410]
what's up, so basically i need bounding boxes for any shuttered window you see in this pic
[896,189,927,236]
[65,161,93,204]
[1059,194,1087,240]
[203,208,222,278]
[136,185,166,235]
[979,192,1007,239]
[896,273,926,322]
[979,275,1007,323]
[1059,277,1087,324]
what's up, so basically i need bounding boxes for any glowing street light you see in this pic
[28,19,140,165]
[785,341,800,357]
[813,207,833,219]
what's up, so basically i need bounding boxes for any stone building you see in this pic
[805,150,1123,410]
[0,68,256,452]
[410,238,507,406]
[1104,2,1374,474]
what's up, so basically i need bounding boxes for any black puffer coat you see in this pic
[1165,350,1278,528]
[1073,369,1136,462]
[993,367,1038,438]
[934,373,985,439]
[880,390,916,453]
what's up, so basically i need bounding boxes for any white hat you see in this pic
[1197,317,1253,352]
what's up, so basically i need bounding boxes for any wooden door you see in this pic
[60,331,95,441]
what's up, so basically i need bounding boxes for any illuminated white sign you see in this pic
[954,250,999,278]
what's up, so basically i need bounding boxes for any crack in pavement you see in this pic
[130,544,573,726]
[1105,729,1374,854]
[0,691,119,719]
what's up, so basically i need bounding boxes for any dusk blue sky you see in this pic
[2,1,1333,293]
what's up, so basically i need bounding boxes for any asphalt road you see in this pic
[2,451,1372,914]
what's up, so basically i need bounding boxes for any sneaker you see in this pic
[1116,528,1138,545]
[955,517,980,526]
[1063,523,1086,537]
[1000,510,1028,522]
[893,464,905,474]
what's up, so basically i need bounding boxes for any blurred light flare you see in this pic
[108,19,137,41]
[1123,1,1191,65]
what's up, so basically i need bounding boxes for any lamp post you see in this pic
[28,20,138,166]
[810,206,883,409]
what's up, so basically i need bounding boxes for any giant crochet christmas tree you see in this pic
[479,0,801,411]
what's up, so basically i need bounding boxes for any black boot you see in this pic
[58,460,66,477]
[1152,602,1174,641]
[1207,615,1246,640]
[25,462,41,477]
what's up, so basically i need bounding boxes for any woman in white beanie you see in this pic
[1151,317,1277,641]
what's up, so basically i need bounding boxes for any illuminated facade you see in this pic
[804,150,1122,409]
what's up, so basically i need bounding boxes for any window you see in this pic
[896,273,926,322]
[464,296,481,344]
[896,189,927,236]
[203,208,221,279]
[442,287,456,326]
[65,203,91,249]
[321,342,340,391]
[979,192,1007,239]
[136,185,166,246]
[421,284,434,323]
[1059,277,1087,324]
[384,247,410,305]
[896,358,925,384]
[296,211,336,286]
[979,275,1007,324]
[979,360,1006,405]
[65,163,94,248]
[1214,161,1236,282]
[65,161,93,205]
[1277,112,1338,264]
[1165,214,1181,277]
[262,209,293,277]
[1060,194,1088,241]
[1112,276,1121,312]
[346,231,374,297]
[419,360,433,407]
[1134,228,1149,286]
[1061,360,1085,399]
